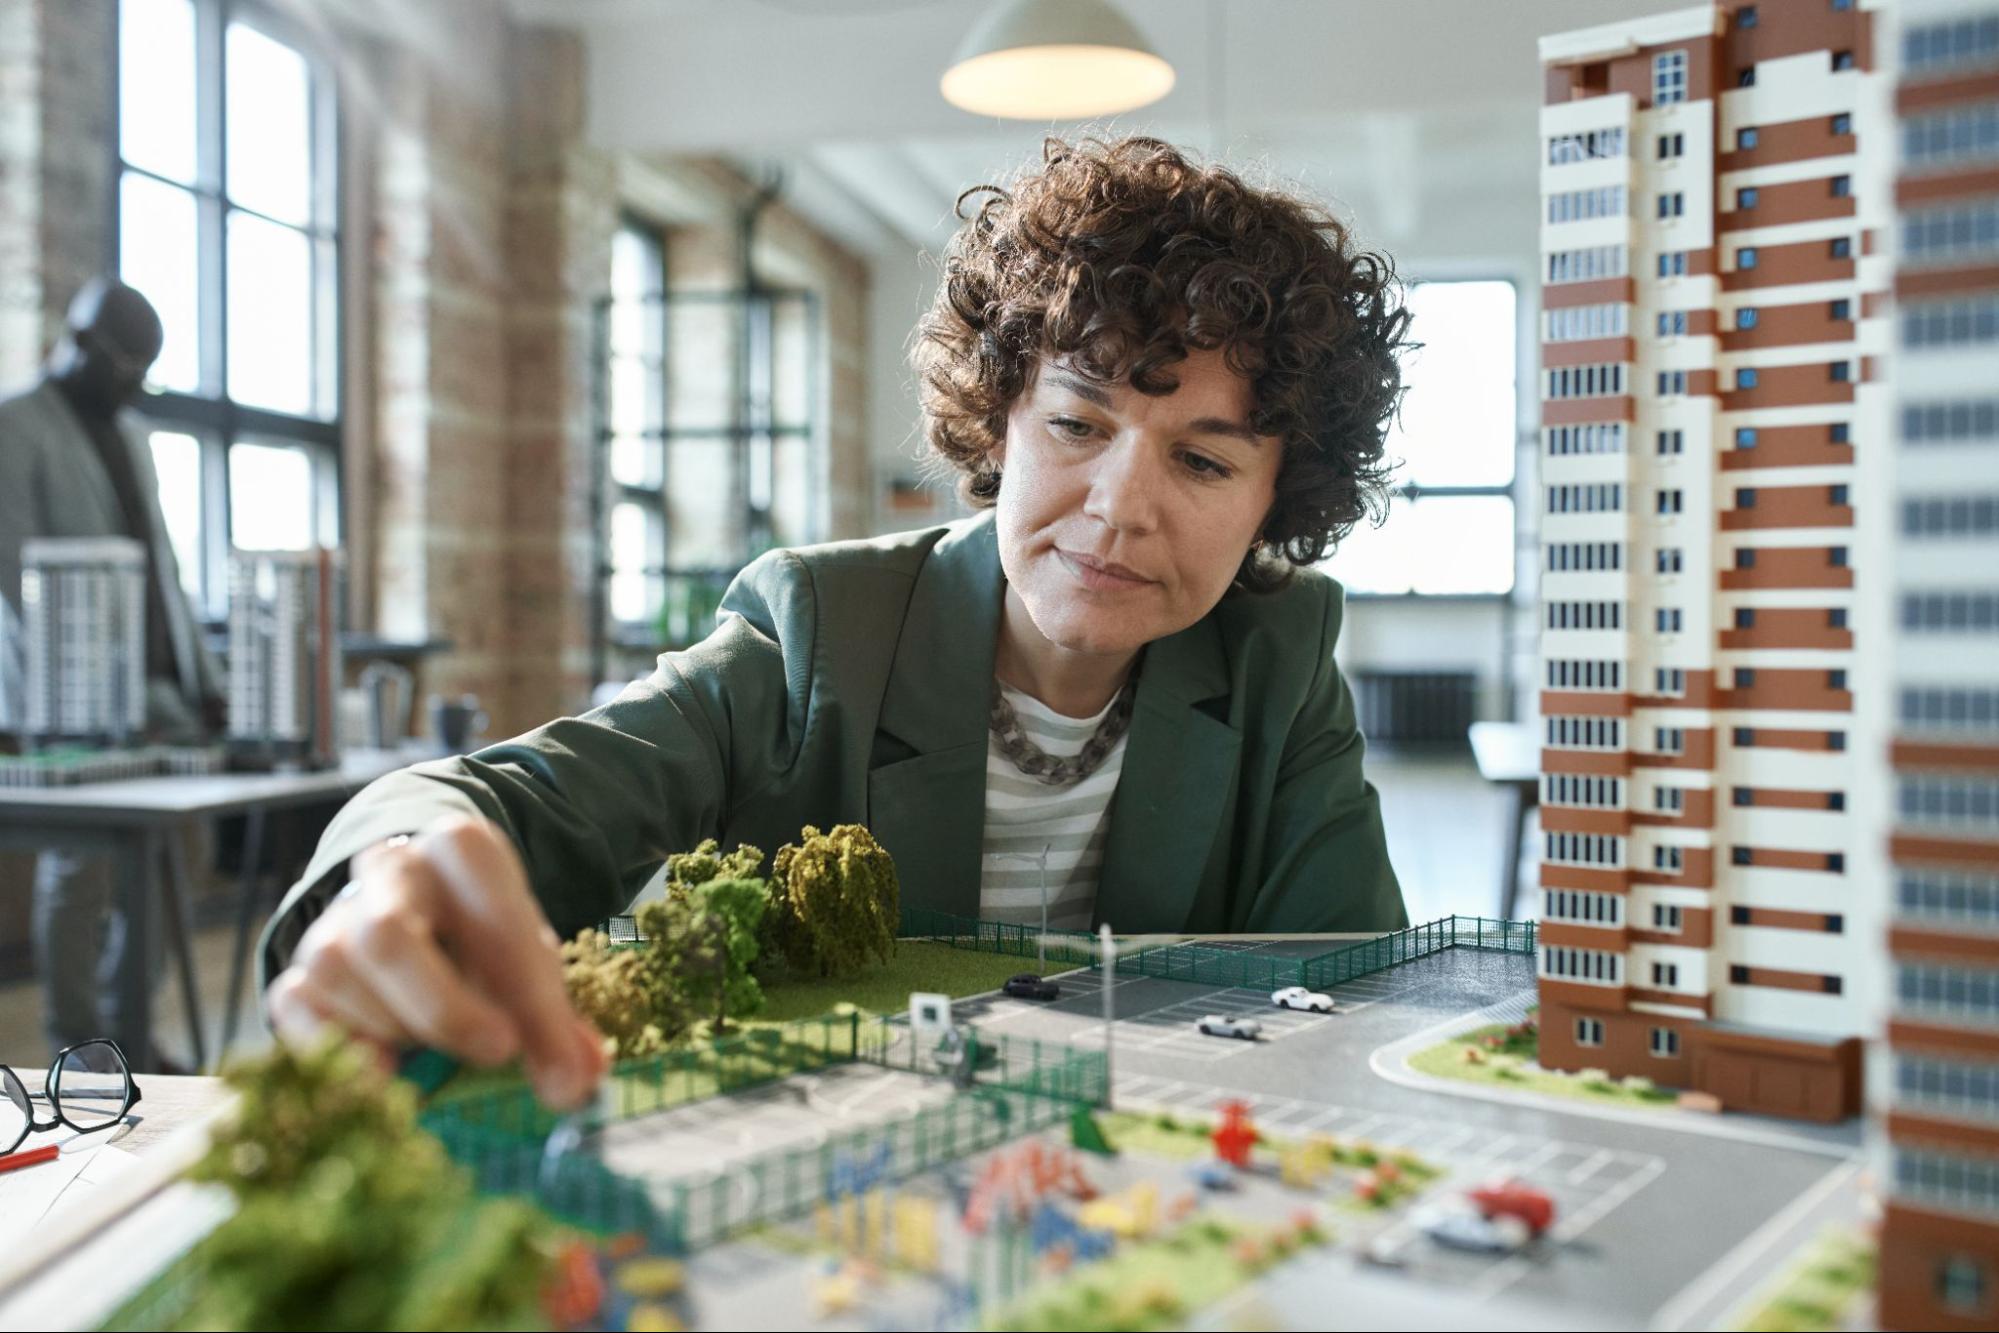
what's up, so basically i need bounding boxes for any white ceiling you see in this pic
[507,0,1682,264]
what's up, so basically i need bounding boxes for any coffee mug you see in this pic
[430,694,487,752]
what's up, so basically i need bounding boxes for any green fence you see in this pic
[421,1012,1108,1255]
[897,906,1103,966]
[1112,915,1536,993]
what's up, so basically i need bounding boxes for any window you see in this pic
[116,0,343,616]
[1829,607,1849,629]
[1737,368,1760,390]
[1651,1027,1682,1056]
[1735,727,1757,746]
[1826,913,1845,933]
[1546,305,1630,342]
[1656,608,1684,633]
[1829,852,1846,873]
[1831,298,1851,320]
[1902,104,1999,172]
[1322,281,1516,597]
[1734,786,1755,806]
[1547,246,1629,284]
[1898,870,1999,928]
[1739,247,1760,270]
[1831,545,1849,566]
[1831,421,1851,444]
[1736,668,1757,688]
[1903,14,1999,76]
[1549,186,1628,224]
[1654,846,1684,872]
[1900,687,1999,737]
[1832,113,1851,136]
[1737,66,1757,88]
[1737,548,1757,568]
[1903,296,1999,349]
[1731,965,1750,983]
[1829,791,1846,811]
[1658,191,1686,219]
[1738,187,1760,210]
[1544,888,1626,922]
[1651,962,1680,987]
[1825,975,1844,994]
[1736,426,1759,447]
[1832,50,1855,71]
[1737,308,1759,331]
[1738,127,1760,151]
[1897,1146,1999,1219]
[1548,128,1628,165]
[1543,775,1627,807]
[1732,906,1751,924]
[1733,847,1753,866]
[1656,726,1686,754]
[1831,360,1851,382]
[1831,484,1850,505]
[1657,429,1684,454]
[1832,174,1852,198]
[1830,730,1847,751]
[1738,5,1758,28]
[1737,488,1758,510]
[1546,542,1626,572]
[1575,1017,1605,1047]
[1545,716,1626,751]
[1653,903,1684,930]
[1654,50,1688,105]
[1658,488,1684,514]
[1735,607,1756,628]
[1657,547,1683,573]
[1904,200,1999,268]
[1658,133,1685,159]
[1658,370,1688,395]
[1544,947,1624,985]
[1545,831,1627,866]
[1546,424,1628,455]
[1659,250,1689,278]
[1831,236,1852,258]
[1658,311,1688,336]
[1937,1257,1987,1314]
[1655,784,1685,812]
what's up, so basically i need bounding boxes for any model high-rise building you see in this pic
[226,547,342,770]
[18,536,148,745]
[1534,0,1891,1121]
[1876,2,1999,1325]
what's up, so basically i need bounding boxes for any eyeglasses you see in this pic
[1,1039,143,1156]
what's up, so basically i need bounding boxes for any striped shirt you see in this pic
[979,679,1127,930]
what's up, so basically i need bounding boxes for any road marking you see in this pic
[1565,1148,1614,1186]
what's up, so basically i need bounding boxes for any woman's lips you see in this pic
[1058,549,1153,590]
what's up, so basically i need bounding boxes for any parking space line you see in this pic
[1565,1148,1614,1186]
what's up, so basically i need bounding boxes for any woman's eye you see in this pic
[1050,417,1093,439]
[1183,451,1234,480]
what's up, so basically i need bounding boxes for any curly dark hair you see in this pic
[912,135,1415,593]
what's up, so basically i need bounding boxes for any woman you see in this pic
[264,136,1415,1109]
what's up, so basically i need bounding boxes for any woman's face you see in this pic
[993,346,1284,658]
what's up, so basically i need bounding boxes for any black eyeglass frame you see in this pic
[0,1038,143,1156]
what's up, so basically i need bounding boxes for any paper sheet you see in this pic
[0,1133,140,1247]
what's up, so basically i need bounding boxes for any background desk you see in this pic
[0,747,440,1071]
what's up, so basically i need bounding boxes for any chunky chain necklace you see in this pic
[988,672,1139,787]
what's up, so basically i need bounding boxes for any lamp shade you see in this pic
[941,0,1175,120]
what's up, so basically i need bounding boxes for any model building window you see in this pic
[1736,308,1759,331]
[1738,246,1760,269]
[1734,608,1756,631]
[1733,847,1753,866]
[1657,311,1688,336]
[1904,296,1999,349]
[1832,50,1855,71]
[1736,368,1760,390]
[1653,903,1684,931]
[1830,545,1848,566]
[1650,963,1680,987]
[1654,785,1685,813]
[1830,730,1847,750]
[1831,360,1851,382]
[1831,174,1852,198]
[1736,66,1757,88]
[1734,786,1755,806]
[1898,962,1999,1020]
[1654,846,1683,872]
[1734,727,1757,746]
[1730,964,1750,983]
[1657,547,1684,573]
[1653,50,1688,105]
[116,0,343,617]
[1545,832,1626,867]
[1321,280,1516,597]
[1649,1027,1681,1056]
[1831,484,1850,505]
[1544,946,1624,984]
[1825,913,1845,933]
[1544,889,1624,923]
[1656,726,1686,754]
[1657,133,1685,159]
[1657,191,1685,219]
[1656,667,1686,695]
[1736,668,1757,688]
[1830,298,1851,320]
[1546,716,1625,750]
[1737,187,1759,210]
[1658,488,1684,514]
[1656,608,1684,633]
[1830,236,1853,258]
[1658,250,1689,277]
[1900,686,1999,735]
[1734,428,1758,449]
[1737,127,1760,151]
[1903,105,1999,172]
[1828,791,1846,811]
[1737,487,1758,509]
[1657,370,1688,395]
[1831,421,1851,443]
[1938,1256,1990,1314]
[1737,5,1758,27]
[1574,1017,1605,1047]
[1829,608,1849,628]
[1897,870,1999,927]
[1831,112,1852,135]
[1656,429,1685,454]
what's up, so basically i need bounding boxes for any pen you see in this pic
[0,1144,61,1174]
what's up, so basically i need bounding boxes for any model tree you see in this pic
[770,824,900,977]
[675,876,769,1033]
[663,838,764,899]
[561,925,691,1058]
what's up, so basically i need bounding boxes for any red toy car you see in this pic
[1467,1177,1556,1237]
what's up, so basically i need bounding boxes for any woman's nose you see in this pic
[1082,437,1165,534]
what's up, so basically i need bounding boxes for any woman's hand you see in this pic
[265,815,609,1109]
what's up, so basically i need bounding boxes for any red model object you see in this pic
[1210,1100,1257,1168]
[1467,1178,1556,1237]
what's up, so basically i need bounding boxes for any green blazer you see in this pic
[263,512,1405,980]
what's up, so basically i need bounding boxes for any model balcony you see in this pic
[1719,239,1856,292]
[1720,483,1854,532]
[1719,607,1854,651]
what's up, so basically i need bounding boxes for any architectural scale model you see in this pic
[224,547,343,770]
[1534,0,1892,1122]
[15,535,148,746]
[1876,1,1999,1326]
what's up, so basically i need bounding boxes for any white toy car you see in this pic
[1196,1014,1262,1040]
[1270,985,1336,1013]
[1415,1203,1532,1254]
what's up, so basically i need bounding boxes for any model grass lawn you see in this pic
[1406,1012,1683,1109]
[1737,1226,1875,1333]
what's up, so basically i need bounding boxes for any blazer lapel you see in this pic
[1094,613,1243,933]
[867,513,1004,918]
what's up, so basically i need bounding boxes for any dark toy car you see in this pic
[1003,973,1061,1001]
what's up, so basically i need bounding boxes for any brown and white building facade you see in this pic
[1875,1,1999,1326]
[1533,0,1893,1123]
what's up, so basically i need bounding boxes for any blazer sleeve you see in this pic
[1235,578,1409,934]
[258,547,815,986]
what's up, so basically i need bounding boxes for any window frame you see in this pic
[112,0,346,620]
